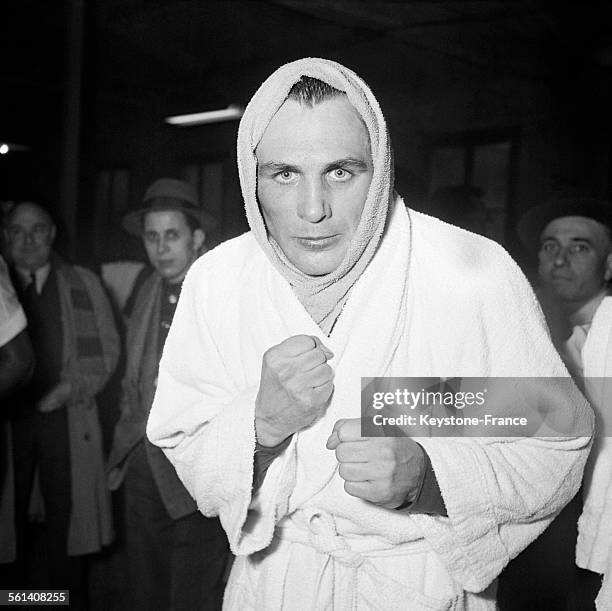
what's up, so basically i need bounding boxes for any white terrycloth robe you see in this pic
[577,297,612,610]
[148,197,592,611]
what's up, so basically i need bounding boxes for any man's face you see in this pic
[142,210,204,284]
[255,96,373,276]
[538,216,612,306]
[5,202,56,272]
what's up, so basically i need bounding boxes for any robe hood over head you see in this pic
[237,57,394,333]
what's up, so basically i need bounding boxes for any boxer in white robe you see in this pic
[148,58,593,610]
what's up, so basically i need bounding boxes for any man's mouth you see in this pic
[295,235,340,250]
[550,272,573,281]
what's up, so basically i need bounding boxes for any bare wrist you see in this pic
[255,416,288,447]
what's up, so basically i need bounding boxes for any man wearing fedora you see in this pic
[517,195,612,609]
[107,178,228,610]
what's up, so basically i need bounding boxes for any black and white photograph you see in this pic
[1,1,611,609]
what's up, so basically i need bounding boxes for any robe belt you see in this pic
[278,508,397,559]
[305,510,365,567]
[275,509,457,611]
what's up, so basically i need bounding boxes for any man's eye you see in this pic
[275,170,296,183]
[166,230,179,240]
[541,242,557,254]
[7,226,23,239]
[144,232,157,243]
[569,244,589,254]
[328,168,351,182]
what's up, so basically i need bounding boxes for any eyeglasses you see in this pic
[6,223,52,241]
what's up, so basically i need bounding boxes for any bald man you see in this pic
[517,197,612,609]
[1,202,118,597]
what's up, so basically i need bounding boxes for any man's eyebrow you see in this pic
[257,158,370,174]
[258,162,299,174]
[541,236,594,244]
[324,158,370,172]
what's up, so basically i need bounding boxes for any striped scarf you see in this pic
[55,260,106,382]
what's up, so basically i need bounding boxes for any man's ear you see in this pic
[604,252,612,282]
[49,224,57,244]
[193,228,205,252]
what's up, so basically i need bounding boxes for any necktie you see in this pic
[23,272,37,304]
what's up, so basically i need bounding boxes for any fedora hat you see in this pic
[517,195,612,256]
[122,178,217,236]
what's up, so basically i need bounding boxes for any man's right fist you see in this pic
[255,335,334,447]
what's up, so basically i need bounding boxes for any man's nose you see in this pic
[156,238,169,255]
[23,230,36,245]
[553,247,569,267]
[297,178,330,223]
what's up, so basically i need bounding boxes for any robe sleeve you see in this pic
[147,262,296,554]
[409,257,594,592]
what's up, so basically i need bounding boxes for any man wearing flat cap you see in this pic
[148,60,592,609]
[518,196,612,609]
[107,178,227,610]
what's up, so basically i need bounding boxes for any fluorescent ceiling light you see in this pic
[0,142,29,154]
[165,104,244,127]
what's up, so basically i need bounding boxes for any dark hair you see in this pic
[183,212,202,233]
[287,76,344,107]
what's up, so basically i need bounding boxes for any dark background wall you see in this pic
[2,1,612,266]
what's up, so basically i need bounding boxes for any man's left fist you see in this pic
[326,418,426,509]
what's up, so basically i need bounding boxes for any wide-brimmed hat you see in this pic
[517,195,612,256]
[122,178,217,236]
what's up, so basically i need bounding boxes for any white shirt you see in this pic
[562,323,591,381]
[15,262,51,296]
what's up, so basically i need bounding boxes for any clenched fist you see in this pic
[326,418,426,509]
[255,335,335,447]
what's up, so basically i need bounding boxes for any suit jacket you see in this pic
[1,261,118,560]
[107,272,196,519]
